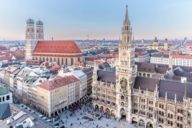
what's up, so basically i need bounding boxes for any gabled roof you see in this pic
[134,77,160,91]
[151,53,169,58]
[40,75,79,91]
[136,62,156,73]
[159,80,192,102]
[134,76,192,102]
[171,54,192,59]
[98,62,111,70]
[136,62,168,74]
[33,40,82,57]
[97,70,116,83]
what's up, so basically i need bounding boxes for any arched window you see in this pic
[62,58,64,64]
[66,58,68,65]
[71,58,73,65]
[58,58,60,64]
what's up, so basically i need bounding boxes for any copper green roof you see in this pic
[0,87,9,95]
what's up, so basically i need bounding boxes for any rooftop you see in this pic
[33,40,82,57]
[0,103,11,120]
[134,77,159,92]
[0,87,9,95]
[40,75,79,91]
[97,62,116,83]
[151,53,169,58]
[136,62,168,74]
[171,54,192,59]
[159,79,192,102]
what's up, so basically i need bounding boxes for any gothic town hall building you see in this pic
[92,6,192,128]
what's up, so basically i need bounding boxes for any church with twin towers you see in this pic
[25,19,44,60]
[25,18,83,65]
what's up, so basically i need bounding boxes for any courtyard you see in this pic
[14,102,147,128]
[56,103,142,128]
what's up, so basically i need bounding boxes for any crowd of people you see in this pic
[56,102,135,128]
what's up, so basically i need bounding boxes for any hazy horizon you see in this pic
[0,0,192,40]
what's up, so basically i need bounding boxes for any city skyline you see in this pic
[0,0,192,40]
[1,1,192,128]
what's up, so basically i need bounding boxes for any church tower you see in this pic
[116,5,137,122]
[163,38,169,50]
[36,20,44,40]
[25,18,35,60]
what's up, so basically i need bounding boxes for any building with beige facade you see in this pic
[149,38,169,51]
[34,75,80,117]
[92,6,192,128]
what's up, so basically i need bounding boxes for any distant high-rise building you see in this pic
[36,20,44,40]
[25,18,35,60]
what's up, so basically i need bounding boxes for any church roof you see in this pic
[33,40,82,57]
[36,20,43,25]
[26,18,34,24]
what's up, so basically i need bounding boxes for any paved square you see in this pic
[58,104,142,128]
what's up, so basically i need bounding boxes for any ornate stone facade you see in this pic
[116,5,137,123]
[92,6,192,128]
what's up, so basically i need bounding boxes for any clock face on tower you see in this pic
[120,78,127,90]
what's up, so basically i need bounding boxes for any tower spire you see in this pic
[121,5,132,43]
[124,5,130,25]
[184,81,188,99]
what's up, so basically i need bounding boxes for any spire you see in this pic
[181,77,187,99]
[174,94,177,103]
[124,5,130,25]
[121,5,132,43]
[184,81,188,99]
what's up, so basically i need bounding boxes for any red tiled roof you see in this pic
[11,50,25,56]
[33,40,82,57]
[171,54,192,59]
[0,56,12,62]
[40,75,79,91]
[0,46,7,51]
[185,42,192,46]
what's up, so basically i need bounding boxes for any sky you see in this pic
[0,0,192,40]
